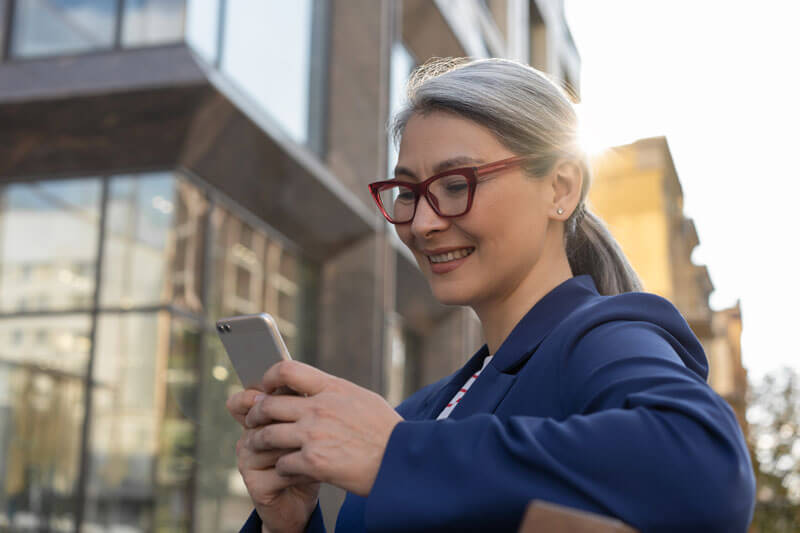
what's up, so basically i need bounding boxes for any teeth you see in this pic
[429,248,474,263]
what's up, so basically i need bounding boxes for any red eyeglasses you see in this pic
[368,155,532,224]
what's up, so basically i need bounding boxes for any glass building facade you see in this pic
[0,0,579,530]
[3,0,320,147]
[0,173,316,531]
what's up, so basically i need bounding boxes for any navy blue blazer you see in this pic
[241,275,755,532]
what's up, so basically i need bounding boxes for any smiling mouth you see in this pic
[428,247,475,264]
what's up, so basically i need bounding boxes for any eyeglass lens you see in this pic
[378,174,471,222]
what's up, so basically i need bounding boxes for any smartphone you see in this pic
[215,313,292,390]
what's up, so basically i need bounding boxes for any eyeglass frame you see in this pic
[368,155,533,224]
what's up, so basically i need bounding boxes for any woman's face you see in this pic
[394,111,559,308]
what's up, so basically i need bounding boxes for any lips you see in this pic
[428,247,475,264]
[424,246,476,274]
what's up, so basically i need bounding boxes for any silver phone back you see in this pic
[216,313,292,390]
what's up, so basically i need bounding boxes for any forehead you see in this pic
[397,112,506,162]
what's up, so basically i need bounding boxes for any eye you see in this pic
[445,182,468,193]
[437,176,469,196]
[395,190,416,203]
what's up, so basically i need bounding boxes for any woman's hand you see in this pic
[227,389,321,533]
[244,360,404,497]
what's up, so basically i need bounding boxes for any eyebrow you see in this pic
[394,156,485,181]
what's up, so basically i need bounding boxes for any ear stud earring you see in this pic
[557,207,564,215]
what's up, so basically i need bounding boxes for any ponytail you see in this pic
[566,204,643,295]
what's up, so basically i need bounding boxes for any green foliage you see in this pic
[748,367,800,532]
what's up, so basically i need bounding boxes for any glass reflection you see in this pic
[0,0,7,58]
[121,0,185,47]
[11,0,116,58]
[387,42,416,177]
[0,170,314,530]
[0,179,101,313]
[208,205,307,357]
[185,0,220,63]
[101,173,206,313]
[85,312,198,532]
[208,206,268,319]
[221,0,313,144]
[0,314,91,532]
[193,331,250,533]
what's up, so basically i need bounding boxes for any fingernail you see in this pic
[254,393,266,403]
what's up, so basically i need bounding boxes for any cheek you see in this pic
[395,227,425,265]
[395,226,413,248]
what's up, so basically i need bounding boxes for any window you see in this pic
[0,314,92,531]
[121,0,185,47]
[0,179,102,313]
[0,171,316,531]
[101,173,207,312]
[0,0,8,58]
[387,42,416,178]
[207,202,313,359]
[185,0,220,63]
[10,0,116,58]
[84,312,197,531]
[220,0,314,144]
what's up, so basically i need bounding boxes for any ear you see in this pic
[549,159,583,220]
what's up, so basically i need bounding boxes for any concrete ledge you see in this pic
[0,44,377,260]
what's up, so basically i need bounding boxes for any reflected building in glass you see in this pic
[0,0,580,531]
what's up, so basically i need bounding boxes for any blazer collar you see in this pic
[417,275,600,420]
[491,274,599,373]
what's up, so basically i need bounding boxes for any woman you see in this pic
[227,58,755,532]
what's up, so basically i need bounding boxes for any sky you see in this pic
[564,0,800,380]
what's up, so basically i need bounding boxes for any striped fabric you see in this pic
[436,355,494,420]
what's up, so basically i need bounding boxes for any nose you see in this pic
[410,193,449,238]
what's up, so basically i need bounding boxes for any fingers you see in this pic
[262,360,331,397]
[237,430,320,493]
[227,389,265,427]
[249,423,304,452]
[242,462,318,494]
[245,392,309,428]
[237,437,292,471]
[274,450,310,478]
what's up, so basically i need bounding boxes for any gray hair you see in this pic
[391,57,642,296]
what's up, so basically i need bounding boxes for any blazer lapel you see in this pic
[447,362,517,420]
[414,345,490,421]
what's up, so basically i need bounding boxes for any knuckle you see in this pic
[276,360,294,381]
[255,426,271,448]
[306,428,326,442]
[301,446,325,471]
[244,429,257,450]
[309,403,327,420]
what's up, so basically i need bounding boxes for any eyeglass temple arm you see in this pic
[474,156,530,177]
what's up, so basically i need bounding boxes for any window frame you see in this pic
[0,167,318,530]
[2,0,188,61]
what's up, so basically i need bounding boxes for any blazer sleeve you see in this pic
[363,320,756,533]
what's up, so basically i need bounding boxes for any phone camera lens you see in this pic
[216,324,225,333]
[224,324,231,332]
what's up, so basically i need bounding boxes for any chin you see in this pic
[429,283,475,307]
